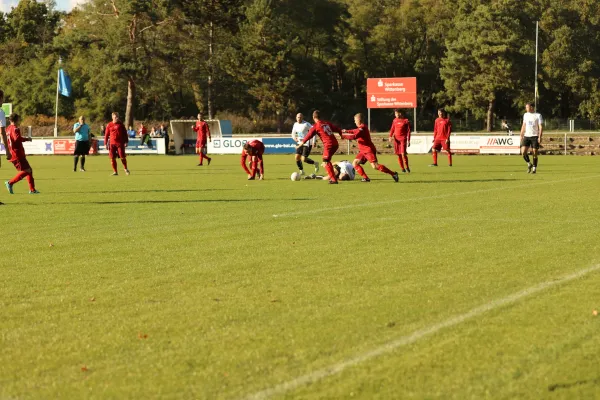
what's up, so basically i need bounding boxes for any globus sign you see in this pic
[366,77,417,109]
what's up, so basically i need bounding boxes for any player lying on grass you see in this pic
[4,113,39,194]
[430,108,453,167]
[241,140,264,180]
[304,160,356,181]
[388,109,411,173]
[296,110,342,184]
[341,113,399,183]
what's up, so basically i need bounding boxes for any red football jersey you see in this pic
[194,121,211,144]
[138,126,147,136]
[389,118,411,140]
[105,121,128,146]
[301,120,341,148]
[434,118,452,141]
[7,125,27,159]
[342,123,376,153]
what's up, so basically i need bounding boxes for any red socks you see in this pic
[9,171,35,191]
[122,158,128,170]
[397,156,405,170]
[447,153,453,165]
[111,159,117,172]
[355,164,368,179]
[26,175,35,192]
[403,154,409,169]
[433,152,438,164]
[377,164,394,175]
[325,162,337,181]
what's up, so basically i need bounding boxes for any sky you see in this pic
[0,0,85,13]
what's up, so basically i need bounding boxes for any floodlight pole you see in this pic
[534,21,539,110]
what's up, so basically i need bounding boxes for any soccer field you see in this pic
[1,154,599,399]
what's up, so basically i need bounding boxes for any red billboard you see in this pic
[54,139,76,155]
[367,77,417,109]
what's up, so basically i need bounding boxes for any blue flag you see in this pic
[58,69,72,97]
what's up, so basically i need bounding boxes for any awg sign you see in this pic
[367,77,417,109]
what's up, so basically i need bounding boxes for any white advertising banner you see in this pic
[450,136,481,154]
[479,136,521,154]
[406,135,433,154]
[207,137,255,154]
[15,140,55,155]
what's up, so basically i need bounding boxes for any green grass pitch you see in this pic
[1,154,599,399]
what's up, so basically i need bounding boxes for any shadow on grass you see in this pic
[403,178,523,184]
[23,198,317,205]
[59,188,238,194]
[548,377,600,392]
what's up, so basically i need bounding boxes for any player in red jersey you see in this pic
[104,112,130,176]
[4,114,39,194]
[296,110,342,184]
[193,113,212,166]
[388,109,411,173]
[241,140,265,180]
[431,108,453,167]
[342,113,399,183]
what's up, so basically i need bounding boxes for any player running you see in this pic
[4,114,39,194]
[241,140,265,180]
[388,109,411,173]
[520,103,543,174]
[430,108,453,167]
[104,112,130,176]
[341,113,399,183]
[291,113,318,175]
[296,110,343,184]
[193,113,212,166]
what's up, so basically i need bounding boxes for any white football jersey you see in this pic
[337,160,355,180]
[523,112,543,137]
[0,109,6,128]
[292,121,314,146]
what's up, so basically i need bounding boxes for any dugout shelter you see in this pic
[169,119,233,154]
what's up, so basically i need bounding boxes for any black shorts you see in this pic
[74,140,90,155]
[295,145,312,157]
[521,136,539,149]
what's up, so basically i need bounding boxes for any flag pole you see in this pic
[54,57,61,137]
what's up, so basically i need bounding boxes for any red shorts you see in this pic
[11,157,31,171]
[393,138,408,155]
[322,143,339,162]
[355,150,378,164]
[196,141,207,149]
[109,144,127,159]
[432,140,451,152]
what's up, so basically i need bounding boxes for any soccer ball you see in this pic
[291,172,301,181]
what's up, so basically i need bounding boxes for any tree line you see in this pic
[0,0,598,131]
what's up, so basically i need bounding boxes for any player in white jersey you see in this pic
[333,160,355,181]
[0,90,10,205]
[304,160,355,181]
[291,113,318,175]
[520,102,543,174]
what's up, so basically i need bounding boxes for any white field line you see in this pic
[244,263,600,400]
[272,174,600,218]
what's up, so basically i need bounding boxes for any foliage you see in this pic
[0,0,600,128]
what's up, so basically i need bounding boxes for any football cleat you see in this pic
[125,169,131,175]
[314,163,319,173]
[361,178,371,182]
[328,180,338,184]
[401,169,406,173]
[527,163,533,173]
[29,189,40,194]
[207,158,212,166]
[406,167,411,173]
[428,164,438,167]
[111,172,118,176]
[5,181,13,194]
[299,169,305,176]
[392,172,399,182]
[247,176,255,180]
[532,167,537,174]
